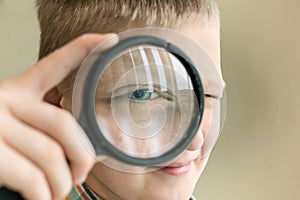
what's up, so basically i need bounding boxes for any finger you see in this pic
[0,140,51,200]
[2,117,73,199]
[12,101,96,184]
[18,33,119,97]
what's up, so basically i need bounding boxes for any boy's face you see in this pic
[62,22,223,200]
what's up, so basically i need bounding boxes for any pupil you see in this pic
[134,90,144,98]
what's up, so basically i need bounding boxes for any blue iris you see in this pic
[129,89,151,100]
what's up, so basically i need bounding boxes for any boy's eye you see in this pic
[128,89,159,100]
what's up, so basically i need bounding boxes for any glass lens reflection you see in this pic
[95,46,198,158]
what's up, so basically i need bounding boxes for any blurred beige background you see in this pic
[1,0,299,200]
[196,0,300,199]
[0,0,39,79]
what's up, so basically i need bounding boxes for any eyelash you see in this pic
[205,94,218,99]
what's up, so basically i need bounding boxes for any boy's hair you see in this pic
[36,0,219,94]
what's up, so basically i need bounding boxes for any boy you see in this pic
[0,0,224,199]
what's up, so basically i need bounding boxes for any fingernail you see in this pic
[104,33,119,45]
[76,174,87,185]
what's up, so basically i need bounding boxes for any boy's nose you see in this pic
[186,130,204,151]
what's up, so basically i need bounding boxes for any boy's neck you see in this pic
[85,171,124,200]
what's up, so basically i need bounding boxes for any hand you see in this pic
[0,34,117,200]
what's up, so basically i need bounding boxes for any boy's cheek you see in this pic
[200,98,221,156]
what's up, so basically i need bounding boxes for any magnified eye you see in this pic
[128,89,159,100]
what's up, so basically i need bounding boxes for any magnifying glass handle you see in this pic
[0,187,24,200]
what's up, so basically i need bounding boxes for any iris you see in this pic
[129,89,152,100]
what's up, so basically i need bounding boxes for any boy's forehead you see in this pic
[178,21,224,96]
[178,22,221,72]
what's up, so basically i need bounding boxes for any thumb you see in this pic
[16,33,119,99]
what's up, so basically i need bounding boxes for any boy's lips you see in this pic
[159,161,193,176]
[153,150,200,167]
[152,150,201,175]
[166,160,193,168]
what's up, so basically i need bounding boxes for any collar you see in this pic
[66,183,197,200]
[66,183,102,200]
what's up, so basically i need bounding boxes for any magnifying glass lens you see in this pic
[95,45,199,159]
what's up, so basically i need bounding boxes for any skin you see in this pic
[0,34,118,200]
[60,22,224,200]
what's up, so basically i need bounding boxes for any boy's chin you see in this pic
[139,185,195,200]
[139,166,200,200]
[89,161,200,200]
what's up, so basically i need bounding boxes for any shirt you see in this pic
[66,183,197,200]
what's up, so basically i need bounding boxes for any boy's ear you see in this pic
[43,87,62,107]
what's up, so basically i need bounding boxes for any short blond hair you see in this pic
[37,0,219,58]
[36,0,219,95]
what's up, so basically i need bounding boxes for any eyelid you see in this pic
[202,79,226,100]
[113,84,159,98]
[115,84,175,102]
[113,84,139,96]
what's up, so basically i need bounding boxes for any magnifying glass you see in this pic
[72,28,226,172]
[0,28,226,199]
